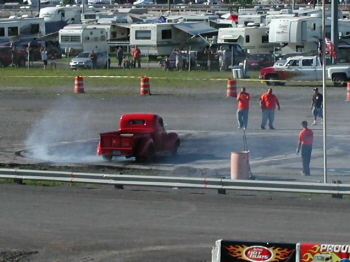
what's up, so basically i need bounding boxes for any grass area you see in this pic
[0,60,261,89]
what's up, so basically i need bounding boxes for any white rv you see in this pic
[59,24,108,55]
[268,14,331,54]
[0,15,45,42]
[217,23,278,54]
[129,22,218,58]
[39,5,82,34]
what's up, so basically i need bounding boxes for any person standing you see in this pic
[89,50,97,70]
[311,87,323,125]
[50,52,57,69]
[132,45,141,68]
[174,49,183,71]
[10,42,17,67]
[203,45,213,71]
[236,87,250,129]
[259,88,281,130]
[26,43,34,67]
[217,46,227,71]
[116,46,124,68]
[40,46,48,69]
[296,120,314,176]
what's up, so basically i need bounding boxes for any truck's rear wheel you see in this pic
[102,155,113,161]
[333,75,347,87]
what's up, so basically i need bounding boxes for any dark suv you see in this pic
[196,43,246,71]
[0,46,26,67]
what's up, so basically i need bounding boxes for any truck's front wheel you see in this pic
[266,75,278,86]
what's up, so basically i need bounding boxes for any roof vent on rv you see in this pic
[9,16,17,19]
[22,14,33,18]
[247,22,259,27]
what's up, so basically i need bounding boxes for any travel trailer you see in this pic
[217,23,278,54]
[129,22,218,58]
[0,16,45,43]
[268,14,332,54]
[39,5,82,34]
[59,24,108,55]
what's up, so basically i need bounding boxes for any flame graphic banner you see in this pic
[301,243,350,262]
[220,241,296,262]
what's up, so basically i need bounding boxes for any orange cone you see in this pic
[226,79,237,97]
[140,76,151,95]
[347,82,350,101]
[74,76,85,93]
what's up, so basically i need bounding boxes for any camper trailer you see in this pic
[129,22,217,58]
[0,16,45,43]
[39,5,82,34]
[59,24,108,55]
[268,14,331,54]
[217,23,278,54]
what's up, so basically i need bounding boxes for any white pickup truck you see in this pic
[259,55,350,87]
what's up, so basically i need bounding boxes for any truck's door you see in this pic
[300,58,319,81]
[153,116,167,151]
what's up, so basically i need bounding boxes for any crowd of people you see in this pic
[235,87,323,176]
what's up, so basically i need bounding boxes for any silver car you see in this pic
[70,52,111,69]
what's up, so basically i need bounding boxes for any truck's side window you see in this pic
[158,118,164,127]
[287,60,298,67]
[130,120,145,125]
[302,59,313,66]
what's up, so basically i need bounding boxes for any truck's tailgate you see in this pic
[100,132,134,150]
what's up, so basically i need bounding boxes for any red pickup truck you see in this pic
[97,113,180,161]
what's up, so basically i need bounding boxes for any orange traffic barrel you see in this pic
[347,82,350,101]
[226,79,237,97]
[230,151,250,180]
[140,76,151,95]
[74,76,85,93]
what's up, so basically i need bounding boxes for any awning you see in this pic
[115,23,131,28]
[221,34,241,40]
[173,22,218,36]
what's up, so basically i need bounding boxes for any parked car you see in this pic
[0,46,27,67]
[70,52,111,70]
[246,53,276,70]
[6,39,63,61]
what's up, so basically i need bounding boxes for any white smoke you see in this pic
[25,96,100,163]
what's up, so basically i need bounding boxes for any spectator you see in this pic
[259,88,280,130]
[116,46,124,68]
[50,52,57,69]
[311,87,323,125]
[122,55,131,69]
[89,50,98,70]
[236,87,250,129]
[132,45,141,68]
[174,49,183,71]
[217,46,227,71]
[40,46,48,69]
[163,57,170,71]
[10,42,17,67]
[296,120,314,176]
[203,45,213,71]
[26,43,34,67]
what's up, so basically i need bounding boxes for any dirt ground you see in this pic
[0,73,350,183]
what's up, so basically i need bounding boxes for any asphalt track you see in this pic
[1,65,350,261]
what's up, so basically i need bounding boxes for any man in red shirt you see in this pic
[236,87,250,129]
[296,120,314,176]
[132,45,141,68]
[259,88,280,130]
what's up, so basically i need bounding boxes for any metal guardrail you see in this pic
[0,168,349,196]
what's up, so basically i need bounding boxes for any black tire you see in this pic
[171,140,180,157]
[102,155,113,161]
[333,75,347,87]
[266,75,278,86]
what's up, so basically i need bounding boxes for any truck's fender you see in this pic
[137,138,155,156]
